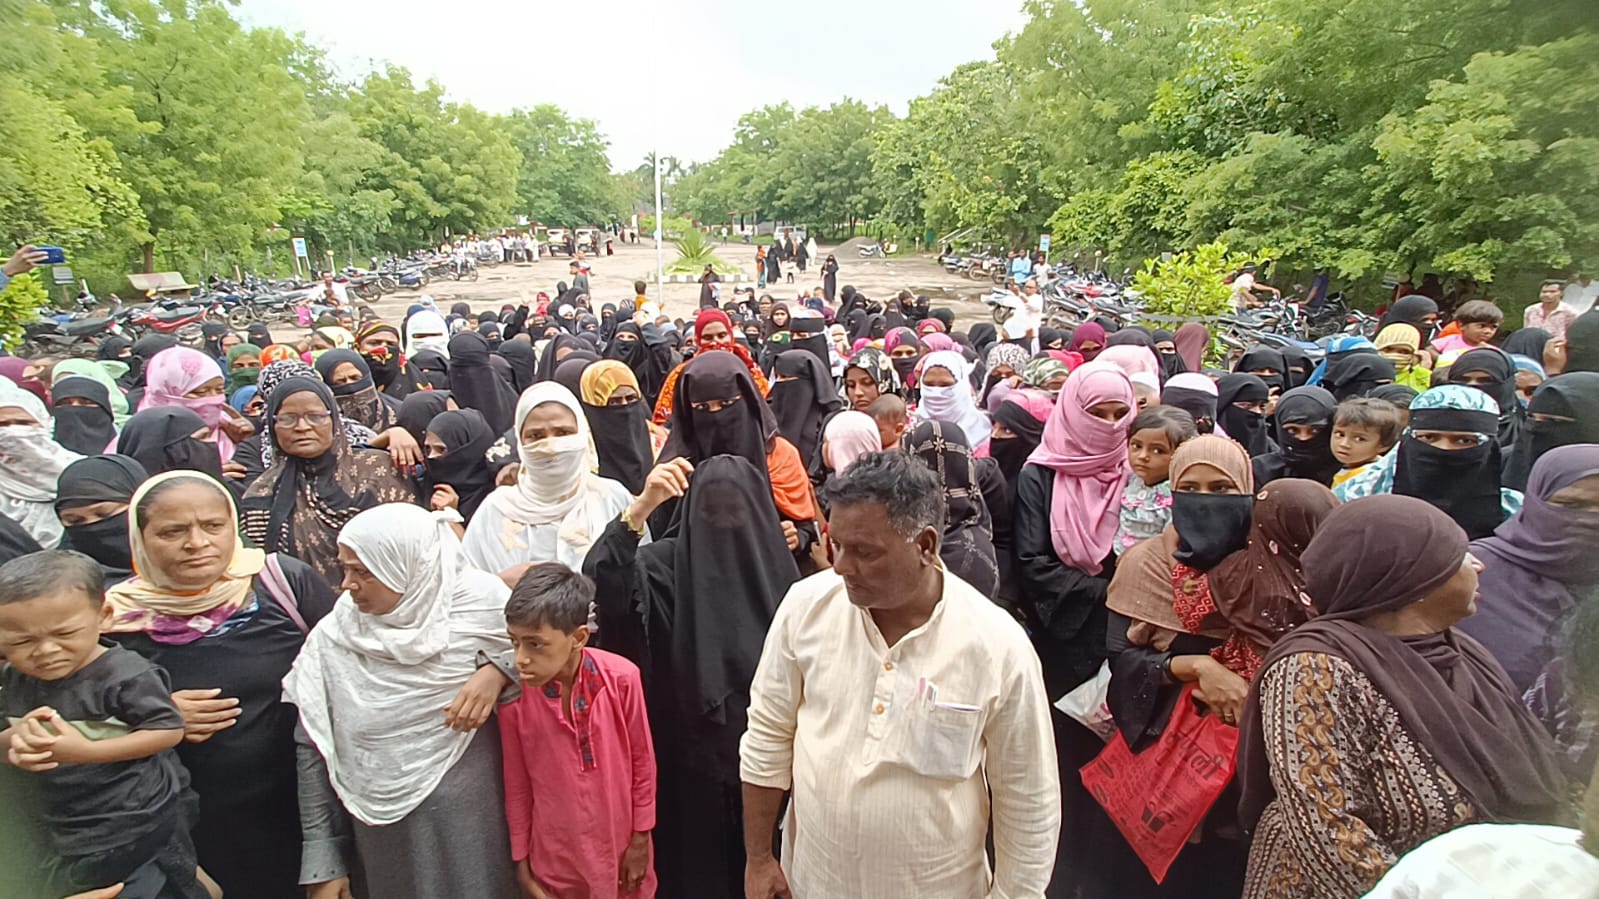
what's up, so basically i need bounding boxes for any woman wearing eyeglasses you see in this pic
[240,377,415,585]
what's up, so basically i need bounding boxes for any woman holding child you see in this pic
[106,471,337,898]
[285,502,518,899]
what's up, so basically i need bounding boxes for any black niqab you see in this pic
[767,350,842,476]
[1394,405,1505,539]
[54,454,146,581]
[535,333,589,383]
[496,340,537,394]
[447,332,518,436]
[1253,387,1340,486]
[1235,346,1287,394]
[1324,352,1396,401]
[659,351,777,472]
[51,377,117,455]
[397,390,451,444]
[115,407,221,477]
[422,408,497,521]
[1215,374,1274,457]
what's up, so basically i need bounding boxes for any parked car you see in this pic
[544,228,570,255]
[574,227,599,252]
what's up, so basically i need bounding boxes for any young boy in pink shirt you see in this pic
[500,563,657,899]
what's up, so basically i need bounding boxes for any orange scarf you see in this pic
[766,436,816,521]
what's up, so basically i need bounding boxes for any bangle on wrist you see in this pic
[620,508,645,536]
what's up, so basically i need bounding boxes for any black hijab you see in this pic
[636,454,799,774]
[1240,495,1565,832]
[1234,346,1287,394]
[314,349,396,432]
[1565,311,1599,374]
[447,332,518,436]
[1446,347,1524,461]
[580,393,653,497]
[251,377,368,558]
[1324,352,1396,401]
[1278,345,1313,389]
[1215,374,1274,457]
[497,339,537,393]
[422,408,497,521]
[54,454,146,582]
[50,377,117,455]
[767,350,843,477]
[606,323,675,409]
[1253,387,1340,486]
[1520,373,1599,472]
[1394,402,1505,540]
[659,351,777,471]
[115,407,221,478]
[1369,383,1418,408]
[905,420,1000,599]
[1500,327,1549,363]
[97,334,132,363]
[967,322,998,358]
[246,322,275,349]
[535,333,588,383]
[397,390,452,444]
[126,334,178,388]
[201,320,228,359]
[553,353,600,397]
[1380,294,1440,339]
[410,349,451,391]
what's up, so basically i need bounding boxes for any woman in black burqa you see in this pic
[584,454,800,899]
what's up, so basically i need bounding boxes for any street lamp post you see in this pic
[654,151,665,301]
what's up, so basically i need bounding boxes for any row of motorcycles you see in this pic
[16,252,462,358]
[979,262,1381,368]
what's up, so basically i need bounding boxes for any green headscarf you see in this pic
[51,359,131,426]
[226,343,263,393]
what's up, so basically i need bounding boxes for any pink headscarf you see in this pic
[916,318,946,335]
[1026,361,1136,574]
[823,410,884,473]
[919,333,955,354]
[138,346,236,461]
[1095,344,1161,380]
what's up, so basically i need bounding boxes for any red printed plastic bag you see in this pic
[1079,684,1238,883]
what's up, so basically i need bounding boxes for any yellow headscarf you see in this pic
[579,359,641,406]
[1375,323,1421,353]
[105,471,267,640]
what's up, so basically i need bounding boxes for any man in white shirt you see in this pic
[741,451,1061,899]
[1564,272,1599,314]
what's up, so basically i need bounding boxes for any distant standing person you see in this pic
[570,260,591,296]
[794,237,809,272]
[762,245,780,288]
[699,265,720,309]
[821,254,838,302]
[740,451,1060,899]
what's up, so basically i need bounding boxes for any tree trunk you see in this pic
[141,242,155,274]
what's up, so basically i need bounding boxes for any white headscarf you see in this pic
[914,350,993,447]
[490,383,604,526]
[0,378,81,546]
[283,503,511,826]
[404,310,451,359]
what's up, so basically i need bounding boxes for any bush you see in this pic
[1131,241,1278,319]
[0,271,51,350]
[665,230,739,276]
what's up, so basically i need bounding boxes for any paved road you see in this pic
[362,240,998,329]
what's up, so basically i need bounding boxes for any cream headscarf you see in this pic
[489,382,603,526]
[0,377,81,547]
[105,470,265,643]
[283,503,511,825]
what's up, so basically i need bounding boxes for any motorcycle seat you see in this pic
[153,307,202,323]
[61,317,112,336]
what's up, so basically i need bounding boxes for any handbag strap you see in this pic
[257,553,309,634]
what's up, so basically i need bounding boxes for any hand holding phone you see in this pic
[2,246,52,278]
[37,246,66,265]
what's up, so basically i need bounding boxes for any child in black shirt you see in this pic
[0,550,206,899]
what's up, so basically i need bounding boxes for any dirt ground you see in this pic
[365,239,999,328]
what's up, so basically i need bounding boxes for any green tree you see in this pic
[503,106,620,226]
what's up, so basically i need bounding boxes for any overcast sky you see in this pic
[235,0,1028,171]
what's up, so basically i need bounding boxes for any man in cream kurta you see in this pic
[739,562,1060,897]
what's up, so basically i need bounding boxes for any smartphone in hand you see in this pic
[38,246,66,264]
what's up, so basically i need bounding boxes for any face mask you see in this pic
[65,513,133,572]
[0,425,70,493]
[918,385,961,420]
[168,437,223,478]
[891,357,918,381]
[1170,491,1255,570]
[187,394,227,429]
[988,435,1034,476]
[1529,416,1583,464]
[518,432,589,495]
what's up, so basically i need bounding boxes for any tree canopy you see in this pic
[676,0,1595,295]
[2,0,626,294]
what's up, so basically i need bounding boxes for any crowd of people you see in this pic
[0,236,1596,899]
